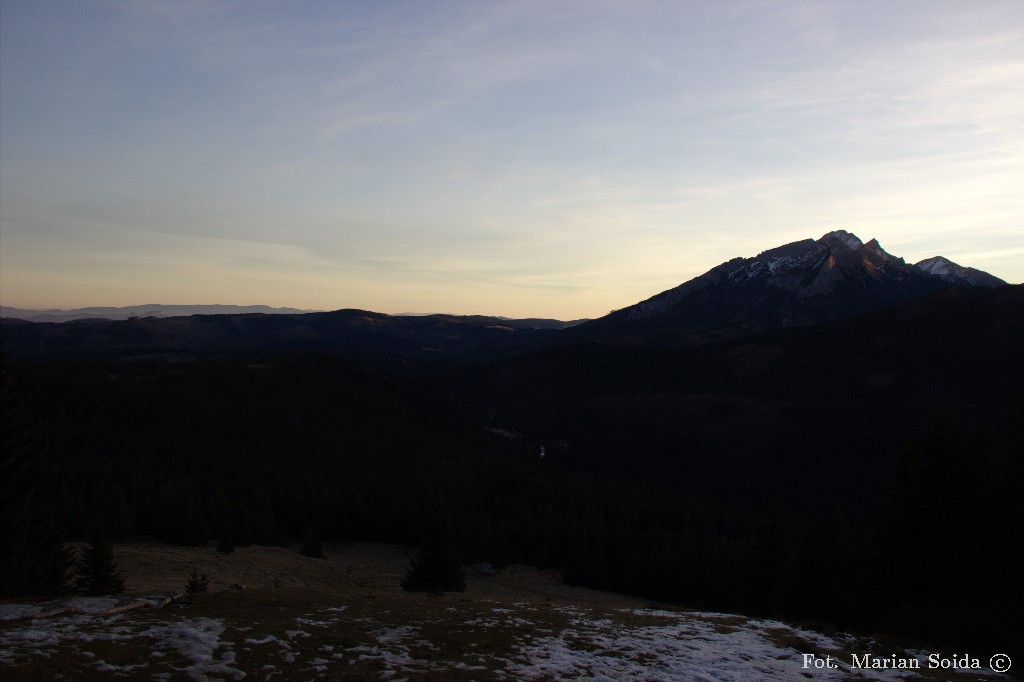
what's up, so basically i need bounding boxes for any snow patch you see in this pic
[918,256,954,277]
[0,594,179,621]
[0,604,49,621]
[822,230,864,250]
[501,608,1007,681]
[0,614,242,681]
[139,618,244,681]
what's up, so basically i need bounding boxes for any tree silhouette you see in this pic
[75,530,125,596]
[216,531,235,555]
[746,499,790,614]
[0,350,72,597]
[185,567,209,594]
[300,524,325,559]
[401,507,465,594]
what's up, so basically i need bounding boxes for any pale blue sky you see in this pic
[2,0,1021,318]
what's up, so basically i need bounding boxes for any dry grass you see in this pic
[1,542,653,680]
[112,541,650,608]
[1,543,1008,681]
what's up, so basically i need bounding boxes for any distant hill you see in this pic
[0,308,583,359]
[0,304,317,322]
[2,231,1006,359]
[565,230,1005,347]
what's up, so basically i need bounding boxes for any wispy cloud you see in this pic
[2,0,1021,315]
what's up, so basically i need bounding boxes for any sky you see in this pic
[1,0,1021,319]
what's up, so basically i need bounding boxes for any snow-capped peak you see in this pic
[915,256,1005,288]
[819,230,864,251]
[916,256,955,278]
[598,228,1004,340]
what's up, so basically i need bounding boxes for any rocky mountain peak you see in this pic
[576,229,1004,347]
[915,256,1005,288]
[818,229,864,251]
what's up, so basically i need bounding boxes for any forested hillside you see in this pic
[3,286,1022,663]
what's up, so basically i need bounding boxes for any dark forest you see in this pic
[2,285,1023,664]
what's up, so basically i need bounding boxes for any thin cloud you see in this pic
[2,1,1021,316]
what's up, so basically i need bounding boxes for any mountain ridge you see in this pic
[915,255,1006,287]
[0,308,581,359]
[0,230,1005,357]
[567,229,1004,347]
[0,304,318,323]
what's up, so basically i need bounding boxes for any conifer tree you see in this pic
[216,533,235,555]
[215,515,235,554]
[0,350,72,597]
[75,530,125,596]
[185,567,209,594]
[300,524,324,559]
[212,491,235,554]
[401,507,465,593]
[746,499,790,614]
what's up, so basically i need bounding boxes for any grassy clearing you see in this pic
[1,543,1011,681]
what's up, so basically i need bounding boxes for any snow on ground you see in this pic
[0,599,1011,680]
[328,605,1010,681]
[0,613,244,679]
[502,607,903,681]
[0,594,178,620]
[142,618,244,680]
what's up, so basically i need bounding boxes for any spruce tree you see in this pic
[75,530,125,596]
[401,508,465,594]
[746,499,790,614]
[216,519,235,554]
[0,350,73,597]
[300,524,325,559]
[185,567,209,594]
[213,492,235,554]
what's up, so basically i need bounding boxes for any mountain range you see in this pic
[4,229,1021,658]
[565,229,1005,347]
[0,304,317,322]
[0,230,1007,358]
[0,308,582,359]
